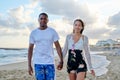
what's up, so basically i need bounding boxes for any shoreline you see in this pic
[0,61,28,70]
[0,52,120,80]
[0,50,108,66]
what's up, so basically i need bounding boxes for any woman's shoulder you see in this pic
[82,35,89,41]
[83,35,88,38]
[66,34,72,39]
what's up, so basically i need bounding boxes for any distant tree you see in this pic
[104,43,110,47]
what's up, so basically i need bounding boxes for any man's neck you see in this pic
[39,26,47,30]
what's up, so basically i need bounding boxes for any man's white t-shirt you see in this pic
[29,27,59,64]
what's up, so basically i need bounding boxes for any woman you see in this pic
[62,19,95,80]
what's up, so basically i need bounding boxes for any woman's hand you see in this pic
[91,70,95,76]
[57,61,63,70]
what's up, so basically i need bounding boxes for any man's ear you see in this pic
[47,19,49,23]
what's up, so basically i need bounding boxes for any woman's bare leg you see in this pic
[76,72,86,80]
[69,70,76,80]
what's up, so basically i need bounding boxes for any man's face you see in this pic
[39,15,48,27]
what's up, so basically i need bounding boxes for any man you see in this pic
[28,13,63,80]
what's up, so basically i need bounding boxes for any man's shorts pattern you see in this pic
[34,64,55,80]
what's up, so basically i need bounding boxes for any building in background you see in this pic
[96,39,120,50]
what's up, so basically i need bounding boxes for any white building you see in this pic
[96,39,120,48]
[96,39,117,47]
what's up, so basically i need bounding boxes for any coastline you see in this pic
[0,52,120,80]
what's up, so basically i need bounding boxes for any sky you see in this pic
[0,0,120,48]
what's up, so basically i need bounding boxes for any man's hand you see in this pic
[57,61,63,70]
[28,44,34,76]
[28,65,33,76]
[54,41,63,70]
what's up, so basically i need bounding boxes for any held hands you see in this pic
[90,70,95,76]
[57,61,63,70]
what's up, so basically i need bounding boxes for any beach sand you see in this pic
[0,52,120,80]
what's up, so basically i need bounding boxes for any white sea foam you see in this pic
[91,54,110,76]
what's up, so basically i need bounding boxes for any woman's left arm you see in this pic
[83,36,92,69]
[84,36,95,76]
[83,36,95,76]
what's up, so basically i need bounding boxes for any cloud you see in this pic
[107,11,120,27]
[108,28,120,39]
[0,0,98,38]
[83,24,111,40]
[0,6,34,29]
[0,3,38,37]
[49,19,72,36]
[0,28,19,36]
[26,0,39,9]
[38,0,97,25]
[107,11,120,39]
[0,27,30,37]
[1,0,120,47]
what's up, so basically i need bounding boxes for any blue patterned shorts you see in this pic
[34,64,55,80]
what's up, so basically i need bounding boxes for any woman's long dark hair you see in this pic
[73,19,85,34]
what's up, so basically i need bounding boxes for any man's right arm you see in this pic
[28,44,34,75]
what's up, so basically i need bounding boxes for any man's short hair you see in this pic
[39,13,48,18]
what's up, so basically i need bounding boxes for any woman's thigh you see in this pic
[76,72,86,80]
[69,70,77,80]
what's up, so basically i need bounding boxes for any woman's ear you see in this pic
[38,18,40,22]
[73,29,75,33]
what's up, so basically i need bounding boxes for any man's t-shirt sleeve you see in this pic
[29,32,35,44]
[53,29,59,42]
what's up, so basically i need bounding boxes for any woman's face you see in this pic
[73,21,83,33]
